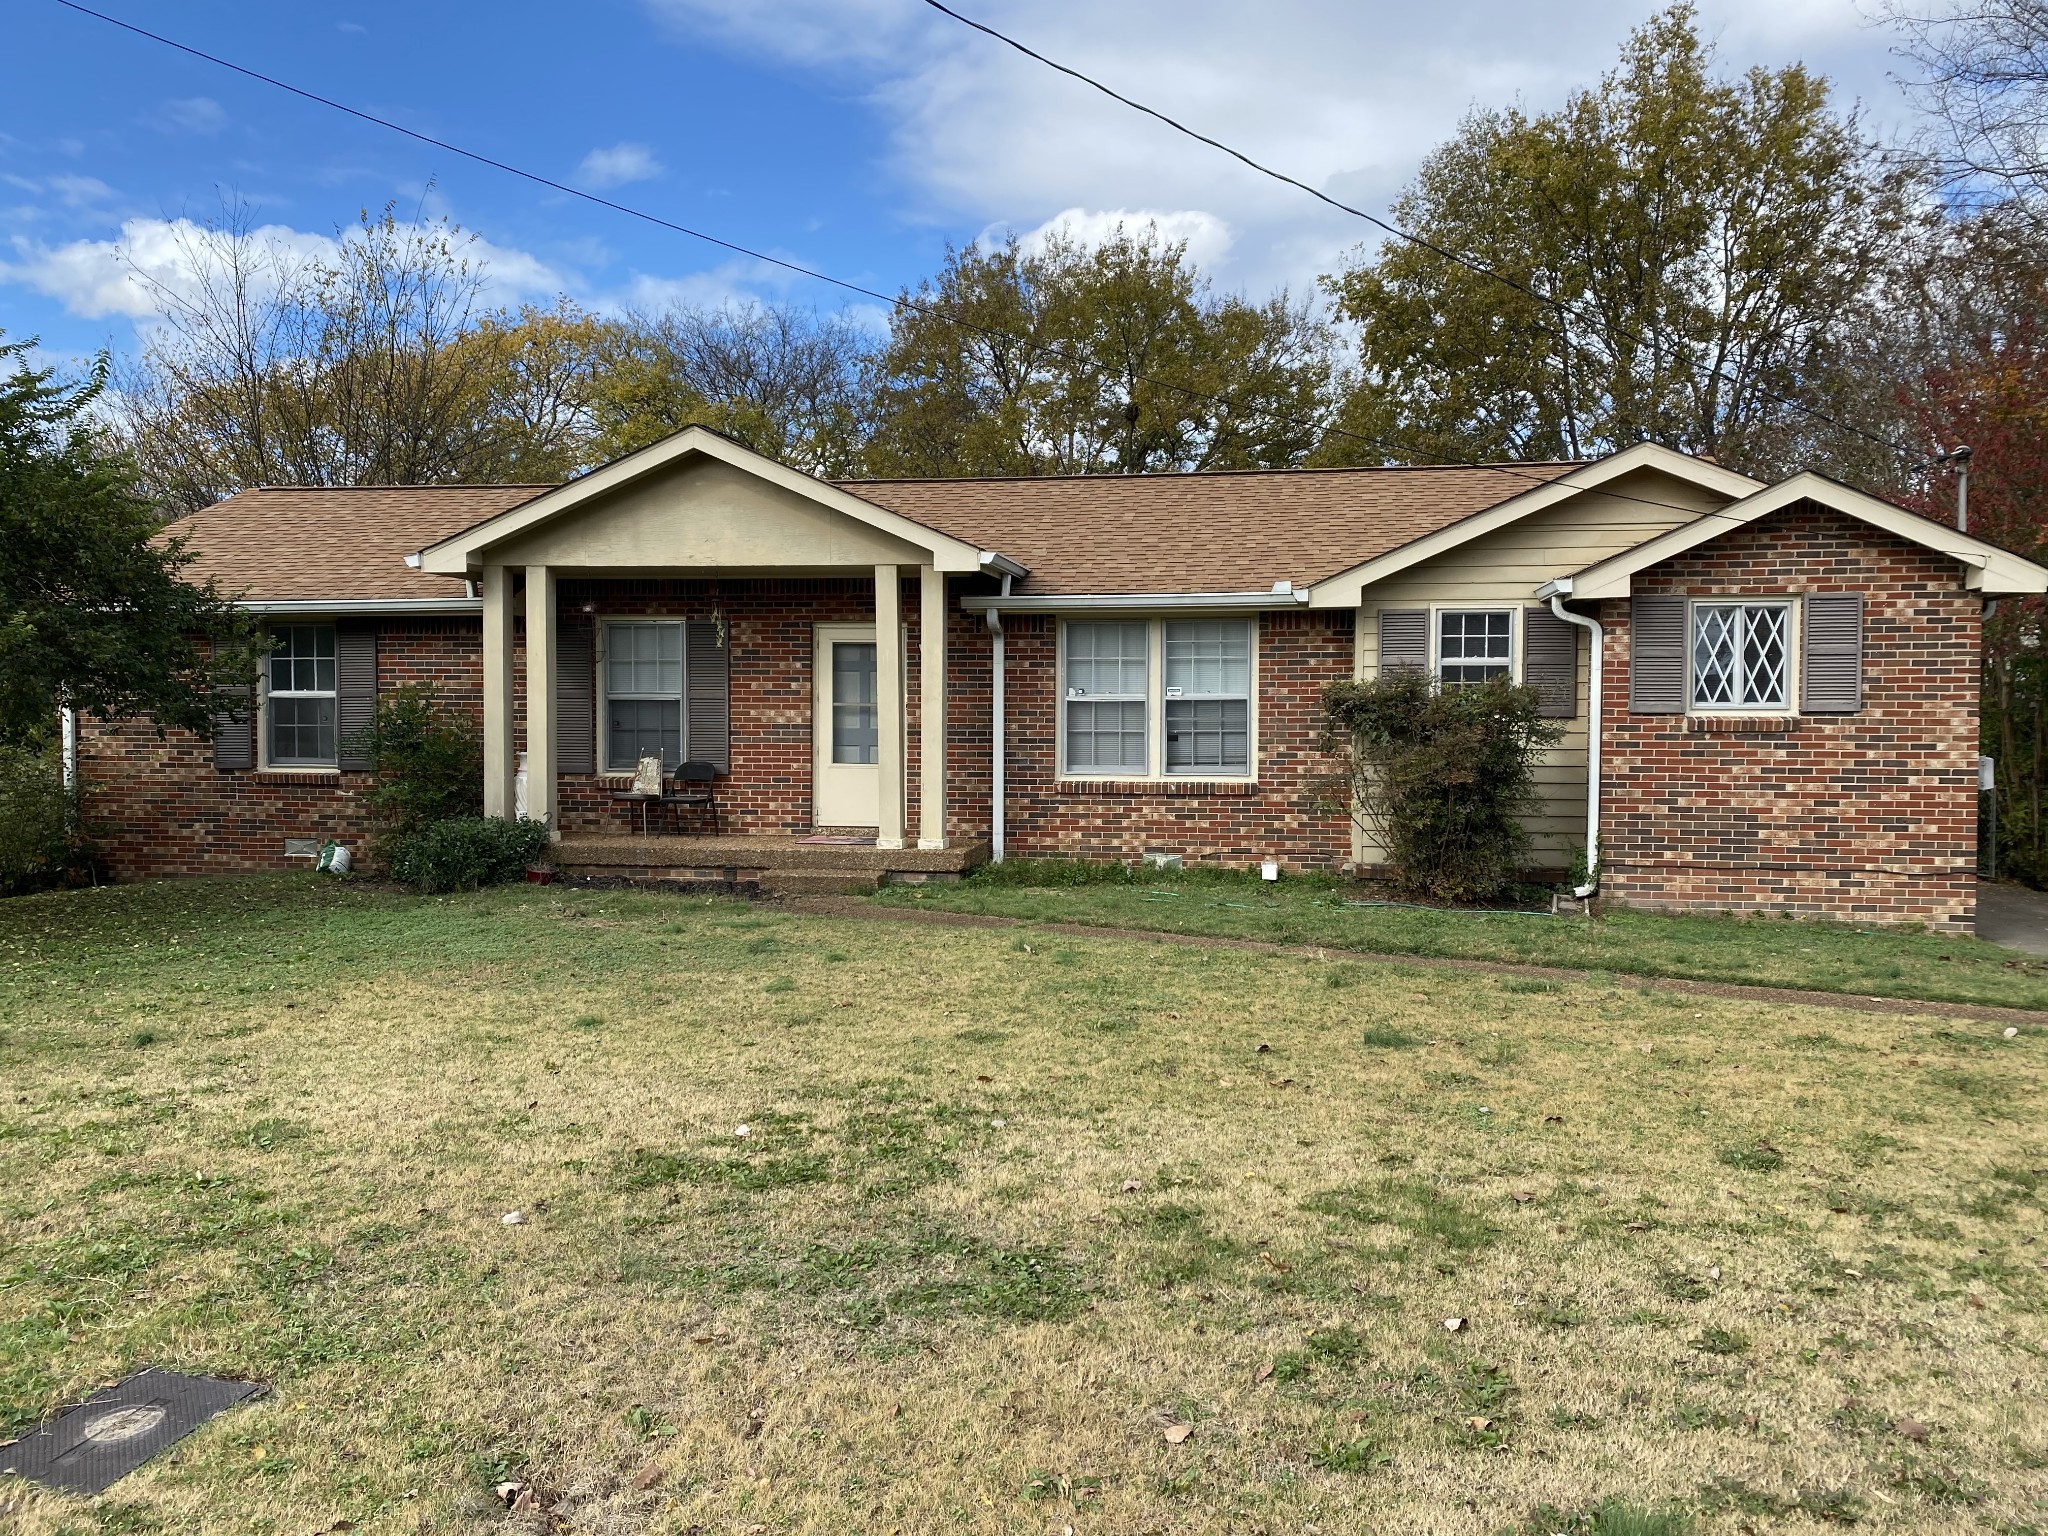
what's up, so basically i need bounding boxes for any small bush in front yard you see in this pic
[0,744,96,895]
[1322,670,1562,903]
[354,685,484,856]
[388,816,550,893]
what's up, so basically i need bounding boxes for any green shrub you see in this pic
[1321,671,1561,903]
[388,816,551,893]
[354,685,484,850]
[0,745,95,895]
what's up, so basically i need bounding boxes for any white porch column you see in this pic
[918,564,947,849]
[525,563,558,833]
[875,564,905,850]
[482,564,516,819]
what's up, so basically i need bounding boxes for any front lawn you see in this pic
[875,864,2048,1011]
[0,876,2043,1534]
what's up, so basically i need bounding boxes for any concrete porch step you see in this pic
[550,834,986,895]
[757,870,883,896]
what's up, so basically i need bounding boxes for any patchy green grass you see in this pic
[875,863,2048,1010]
[0,874,2042,1534]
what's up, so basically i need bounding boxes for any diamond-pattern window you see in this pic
[1690,602,1789,709]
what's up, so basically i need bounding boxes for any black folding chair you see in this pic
[665,760,720,836]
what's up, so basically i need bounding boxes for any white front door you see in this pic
[813,624,879,827]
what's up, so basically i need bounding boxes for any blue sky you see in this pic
[3,0,1919,368]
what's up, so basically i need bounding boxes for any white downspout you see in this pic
[59,700,77,792]
[986,574,1011,862]
[1544,580,1603,899]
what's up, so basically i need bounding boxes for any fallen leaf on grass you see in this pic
[1255,1363,1275,1383]
[743,1406,767,1439]
[1511,1191,1535,1204]
[1466,1415,1494,1431]
[1163,1423,1193,1444]
[1896,1416,1930,1443]
[633,1464,665,1490]
[1120,1179,1143,1193]
[1624,1220,1651,1231]
[1259,1251,1292,1273]
[1443,1317,1466,1332]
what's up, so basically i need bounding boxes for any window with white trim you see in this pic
[1164,620,1251,771]
[605,620,684,770]
[1436,609,1513,685]
[1690,601,1790,709]
[1064,620,1149,771]
[1062,617,1255,777]
[265,624,337,766]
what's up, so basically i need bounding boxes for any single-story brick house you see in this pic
[86,427,2045,929]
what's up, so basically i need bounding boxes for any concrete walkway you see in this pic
[1977,880,2048,955]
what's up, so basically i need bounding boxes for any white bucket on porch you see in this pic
[514,752,529,820]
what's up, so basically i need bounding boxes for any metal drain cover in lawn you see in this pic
[0,1369,265,1496]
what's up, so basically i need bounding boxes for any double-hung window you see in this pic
[1064,620,1150,771]
[605,621,684,770]
[265,624,337,766]
[1691,601,1790,710]
[1164,620,1251,771]
[1437,610,1513,684]
[1062,617,1254,777]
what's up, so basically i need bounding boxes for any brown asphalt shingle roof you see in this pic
[843,464,1582,594]
[164,464,1586,602]
[163,485,549,602]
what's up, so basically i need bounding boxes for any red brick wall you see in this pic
[1599,502,1980,930]
[80,619,481,881]
[996,610,1356,871]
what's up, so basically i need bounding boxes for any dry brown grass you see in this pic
[0,876,2043,1534]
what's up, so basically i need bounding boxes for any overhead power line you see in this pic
[45,0,1774,525]
[917,0,1924,466]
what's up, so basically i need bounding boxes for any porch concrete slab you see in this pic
[1975,880,2048,955]
[554,834,988,877]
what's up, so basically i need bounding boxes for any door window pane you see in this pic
[1438,611,1513,684]
[832,642,878,765]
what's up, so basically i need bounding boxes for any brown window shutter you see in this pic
[1800,593,1863,714]
[212,685,255,771]
[1377,609,1429,674]
[336,623,378,771]
[555,619,596,775]
[1522,605,1578,717]
[686,619,731,773]
[1629,594,1687,713]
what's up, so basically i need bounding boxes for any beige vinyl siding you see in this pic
[1350,468,1723,870]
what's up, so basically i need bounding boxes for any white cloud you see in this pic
[643,0,1906,297]
[152,96,228,135]
[996,206,1235,268]
[0,215,569,324]
[576,142,665,189]
[47,175,115,209]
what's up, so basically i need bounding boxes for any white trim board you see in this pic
[1568,472,2048,598]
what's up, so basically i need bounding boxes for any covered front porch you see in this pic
[409,427,1024,851]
